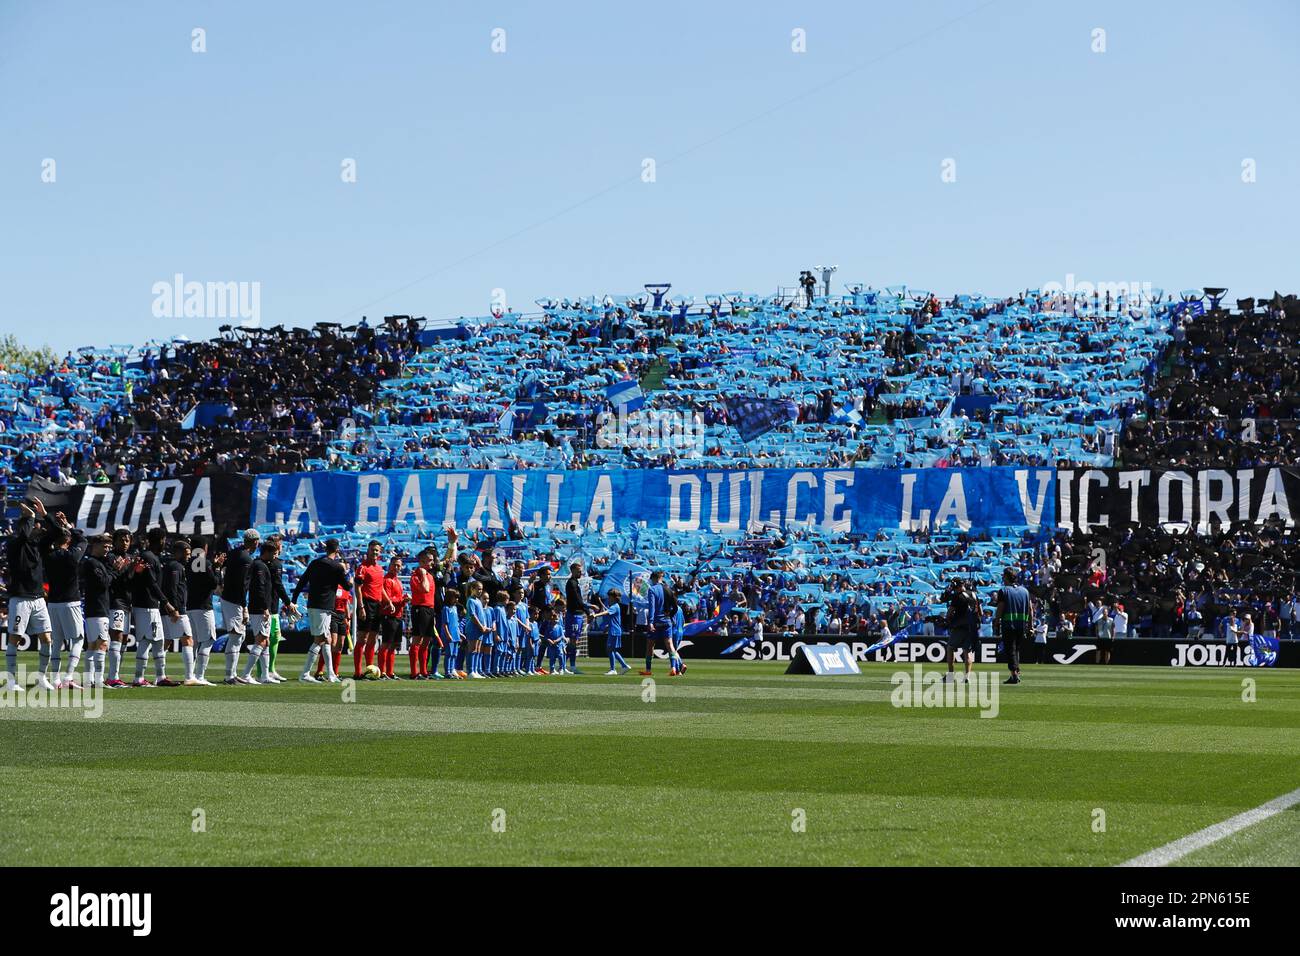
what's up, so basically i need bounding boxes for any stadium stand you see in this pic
[3,285,1298,649]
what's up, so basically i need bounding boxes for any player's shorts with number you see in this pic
[110,608,130,634]
[7,597,51,638]
[84,616,110,645]
[132,608,163,643]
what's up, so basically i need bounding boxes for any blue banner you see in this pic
[250,466,1057,536]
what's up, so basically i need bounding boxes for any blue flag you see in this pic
[599,559,650,606]
[863,620,924,656]
[724,396,799,442]
[605,380,645,411]
[1245,632,1279,667]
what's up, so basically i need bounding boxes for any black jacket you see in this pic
[565,577,589,615]
[247,558,274,615]
[223,547,253,606]
[109,549,134,611]
[43,523,87,604]
[267,557,292,614]
[5,515,45,600]
[161,558,188,614]
[128,550,168,610]
[292,556,352,612]
[185,560,222,612]
[79,553,121,620]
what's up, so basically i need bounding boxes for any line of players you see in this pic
[5,502,689,690]
[290,532,686,682]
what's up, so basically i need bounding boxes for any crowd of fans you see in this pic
[3,285,1298,645]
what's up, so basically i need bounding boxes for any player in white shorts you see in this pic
[5,498,54,691]
[220,530,259,682]
[104,529,134,688]
[128,527,180,687]
[183,538,224,684]
[42,511,87,689]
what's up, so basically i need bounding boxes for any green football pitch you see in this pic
[2,657,1297,866]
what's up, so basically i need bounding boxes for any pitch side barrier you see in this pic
[254,629,1294,667]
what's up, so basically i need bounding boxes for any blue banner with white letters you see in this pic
[249,466,1057,536]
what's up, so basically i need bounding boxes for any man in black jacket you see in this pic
[161,538,201,686]
[220,530,259,683]
[42,510,87,689]
[104,529,135,688]
[184,538,224,684]
[6,498,53,691]
[79,533,124,689]
[238,541,279,685]
[564,561,589,675]
[129,527,179,687]
[261,534,295,683]
[292,538,352,683]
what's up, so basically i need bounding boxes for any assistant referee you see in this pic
[995,568,1033,685]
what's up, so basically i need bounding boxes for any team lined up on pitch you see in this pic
[4,502,689,690]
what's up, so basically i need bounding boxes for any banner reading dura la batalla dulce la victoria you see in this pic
[23,466,1297,537]
[245,466,1299,537]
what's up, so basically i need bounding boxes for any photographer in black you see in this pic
[942,577,981,684]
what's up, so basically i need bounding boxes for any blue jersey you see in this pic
[548,622,566,647]
[441,605,460,643]
[514,605,536,643]
[648,583,667,625]
[606,606,622,638]
[465,597,489,640]
[493,605,511,643]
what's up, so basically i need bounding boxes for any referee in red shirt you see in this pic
[354,540,386,678]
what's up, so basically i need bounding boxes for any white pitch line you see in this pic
[1118,786,1300,867]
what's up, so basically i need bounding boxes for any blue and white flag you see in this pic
[724,396,799,442]
[496,405,514,437]
[599,559,650,606]
[863,620,924,656]
[1245,631,1279,667]
[605,380,645,411]
[180,405,198,431]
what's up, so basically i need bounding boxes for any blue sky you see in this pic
[2,0,1297,353]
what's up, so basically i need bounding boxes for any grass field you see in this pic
[2,657,1297,866]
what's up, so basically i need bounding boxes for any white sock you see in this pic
[65,639,84,680]
[302,643,320,677]
[182,645,195,680]
[196,640,212,680]
[241,644,260,679]
[225,634,242,679]
[133,642,149,681]
[154,645,167,681]
[107,640,122,681]
[91,649,105,683]
[322,643,337,680]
